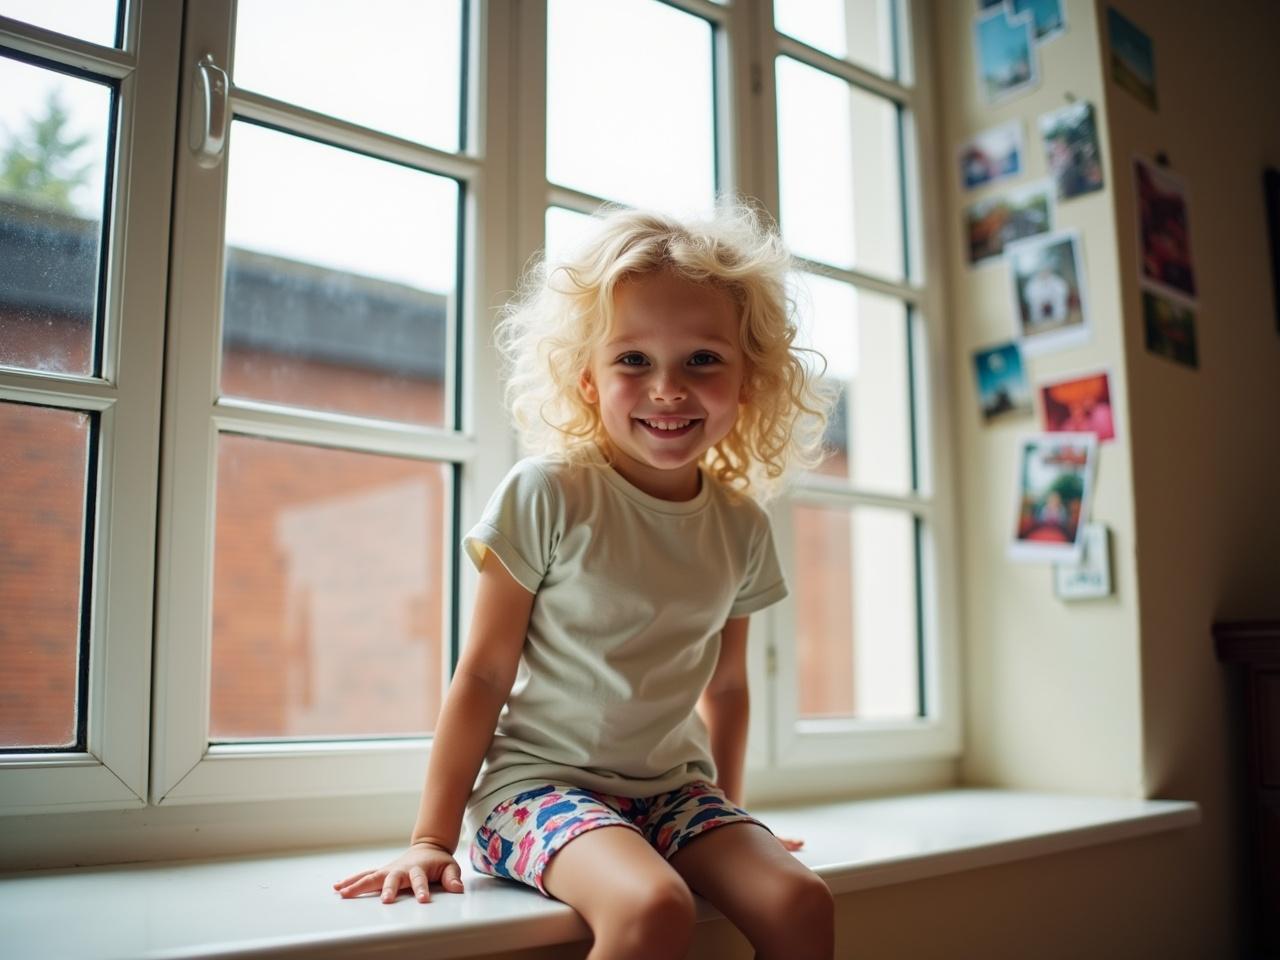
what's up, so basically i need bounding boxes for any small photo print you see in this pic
[1006,230,1089,354]
[1011,0,1067,43]
[1040,101,1104,200]
[973,341,1033,423]
[1010,433,1097,563]
[1141,287,1199,369]
[1054,523,1112,600]
[1135,157,1197,299]
[1040,370,1115,442]
[1107,6,1157,110]
[959,121,1024,191]
[974,6,1038,104]
[966,180,1054,265]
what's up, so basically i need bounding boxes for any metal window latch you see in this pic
[189,53,229,168]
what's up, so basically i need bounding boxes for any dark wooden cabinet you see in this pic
[1216,620,1280,957]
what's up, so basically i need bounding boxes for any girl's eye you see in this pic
[689,352,720,366]
[617,353,648,366]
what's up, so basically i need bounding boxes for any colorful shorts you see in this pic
[469,780,767,896]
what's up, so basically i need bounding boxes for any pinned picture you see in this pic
[1006,230,1089,354]
[1040,101,1104,200]
[1135,158,1196,300]
[959,121,1024,191]
[973,341,1033,423]
[1054,523,1112,600]
[966,180,1054,264]
[1141,287,1199,369]
[974,6,1038,104]
[1011,0,1067,43]
[1040,369,1115,442]
[1107,7,1157,110]
[1010,433,1097,563]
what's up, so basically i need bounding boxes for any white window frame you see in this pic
[0,3,182,815]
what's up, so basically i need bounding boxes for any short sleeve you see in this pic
[463,459,561,595]
[728,514,788,618]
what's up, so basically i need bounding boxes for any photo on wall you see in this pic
[1039,369,1115,443]
[1010,432,1097,563]
[1011,0,1067,43]
[1134,157,1197,300]
[1054,523,1112,600]
[1040,101,1104,200]
[973,341,1033,423]
[1107,6,1157,110]
[1006,229,1089,354]
[959,120,1024,191]
[974,5,1038,104]
[966,180,1054,264]
[1141,287,1199,369]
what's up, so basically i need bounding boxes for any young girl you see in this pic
[334,205,835,960]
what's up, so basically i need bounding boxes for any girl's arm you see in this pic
[697,616,750,805]
[333,552,534,902]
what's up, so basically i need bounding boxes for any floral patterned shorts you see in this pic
[469,780,767,897]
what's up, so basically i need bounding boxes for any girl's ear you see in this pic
[579,369,599,404]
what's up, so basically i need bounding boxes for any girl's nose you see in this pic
[649,371,687,403]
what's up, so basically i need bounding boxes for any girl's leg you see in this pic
[542,824,696,960]
[668,821,834,960]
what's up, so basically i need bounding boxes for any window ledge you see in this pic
[0,789,1198,960]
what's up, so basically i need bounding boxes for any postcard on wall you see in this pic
[1107,7,1157,110]
[1010,432,1097,563]
[1141,286,1199,369]
[959,121,1024,191]
[1040,102,1104,200]
[974,6,1039,104]
[966,180,1054,265]
[1039,369,1115,443]
[1134,157,1197,301]
[1006,229,1089,354]
[973,341,1033,423]
[1053,523,1112,600]
[1011,0,1067,44]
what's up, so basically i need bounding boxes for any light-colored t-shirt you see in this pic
[461,445,787,836]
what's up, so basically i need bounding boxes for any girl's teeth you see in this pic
[646,419,691,430]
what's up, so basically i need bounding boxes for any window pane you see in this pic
[774,0,898,80]
[221,122,455,427]
[0,56,112,377]
[210,435,448,741]
[544,205,597,265]
[547,0,715,213]
[793,502,917,721]
[793,272,911,494]
[233,0,463,151]
[0,0,119,48]
[776,56,904,281]
[0,401,90,749]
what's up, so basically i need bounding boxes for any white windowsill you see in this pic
[0,789,1198,960]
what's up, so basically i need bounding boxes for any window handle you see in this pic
[189,53,229,168]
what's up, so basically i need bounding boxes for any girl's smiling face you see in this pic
[579,268,746,501]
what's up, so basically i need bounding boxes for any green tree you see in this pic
[0,90,93,213]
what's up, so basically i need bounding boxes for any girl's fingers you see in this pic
[381,870,406,903]
[778,836,805,851]
[408,866,431,903]
[336,871,383,898]
[441,861,465,893]
[333,869,375,890]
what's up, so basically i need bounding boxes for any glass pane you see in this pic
[774,0,897,80]
[0,56,112,376]
[0,0,119,48]
[776,56,904,281]
[0,401,90,749]
[234,0,463,151]
[793,503,917,721]
[792,272,911,494]
[547,0,715,213]
[221,122,456,427]
[210,435,449,741]
[544,205,597,266]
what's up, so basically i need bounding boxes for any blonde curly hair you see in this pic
[495,202,832,501]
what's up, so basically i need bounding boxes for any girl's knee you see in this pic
[764,870,834,940]
[604,877,696,955]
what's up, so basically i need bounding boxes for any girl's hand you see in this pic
[332,841,466,903]
[778,835,805,852]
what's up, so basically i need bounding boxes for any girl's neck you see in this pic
[597,441,703,502]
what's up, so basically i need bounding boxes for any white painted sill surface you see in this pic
[0,789,1198,960]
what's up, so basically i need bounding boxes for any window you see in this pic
[1,0,955,851]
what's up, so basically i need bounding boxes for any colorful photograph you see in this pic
[1010,433,1097,563]
[1006,229,1089,354]
[974,6,1038,104]
[1040,101,1104,200]
[966,180,1054,264]
[1054,523,1113,600]
[959,121,1024,191]
[1040,370,1115,443]
[1141,287,1199,369]
[1134,157,1197,299]
[1012,0,1067,43]
[1107,6,1157,110]
[973,341,1033,423]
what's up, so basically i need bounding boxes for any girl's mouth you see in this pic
[636,417,700,438]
